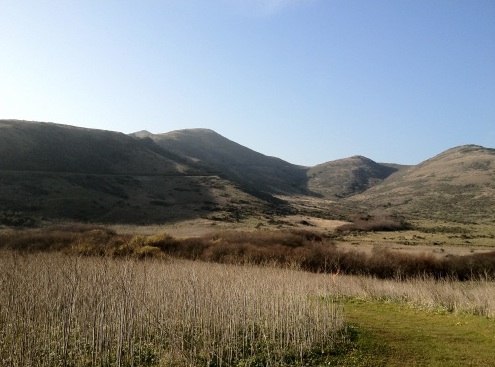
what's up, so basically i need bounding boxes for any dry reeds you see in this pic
[0,252,345,366]
[329,273,495,318]
[1,246,494,367]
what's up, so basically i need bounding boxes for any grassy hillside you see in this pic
[0,170,278,224]
[0,121,283,224]
[307,156,403,198]
[0,120,195,175]
[349,145,495,223]
[2,120,495,225]
[146,128,312,195]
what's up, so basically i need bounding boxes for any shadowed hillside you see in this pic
[307,156,404,198]
[143,128,312,196]
[0,121,282,224]
[349,145,495,223]
[2,120,494,225]
[0,120,198,175]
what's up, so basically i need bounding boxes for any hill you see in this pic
[0,121,281,224]
[307,156,404,198]
[349,145,495,223]
[2,120,494,226]
[142,128,312,196]
[0,120,193,175]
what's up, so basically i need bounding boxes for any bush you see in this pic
[0,210,37,228]
[336,213,411,232]
[135,245,163,259]
[1,226,494,280]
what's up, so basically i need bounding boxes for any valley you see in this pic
[1,119,495,366]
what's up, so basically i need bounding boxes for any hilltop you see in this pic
[307,155,406,198]
[0,120,192,175]
[145,128,311,196]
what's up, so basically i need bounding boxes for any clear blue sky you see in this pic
[1,0,494,166]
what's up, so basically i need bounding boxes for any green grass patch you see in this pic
[340,298,495,366]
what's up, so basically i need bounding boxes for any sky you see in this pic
[1,0,494,166]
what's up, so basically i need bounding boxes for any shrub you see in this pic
[135,245,163,259]
[1,226,494,280]
[336,213,411,232]
[0,210,37,227]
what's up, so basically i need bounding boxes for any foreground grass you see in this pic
[2,222,495,366]
[0,252,345,367]
[0,248,494,366]
[342,299,495,366]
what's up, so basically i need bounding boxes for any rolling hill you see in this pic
[139,128,311,196]
[0,120,197,175]
[349,145,495,223]
[1,120,494,225]
[307,156,405,198]
[0,120,282,224]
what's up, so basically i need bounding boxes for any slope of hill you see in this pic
[0,121,282,224]
[307,156,403,198]
[0,120,193,175]
[2,120,494,226]
[143,128,311,196]
[349,145,495,223]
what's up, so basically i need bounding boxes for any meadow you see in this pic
[1,224,495,366]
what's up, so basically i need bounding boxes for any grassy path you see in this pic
[340,299,495,366]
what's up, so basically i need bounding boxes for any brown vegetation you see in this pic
[335,213,411,232]
[1,224,495,280]
[0,253,344,366]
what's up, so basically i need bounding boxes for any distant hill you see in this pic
[144,128,311,196]
[1,120,494,225]
[307,156,404,198]
[349,145,495,223]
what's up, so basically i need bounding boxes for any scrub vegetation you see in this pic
[2,224,495,280]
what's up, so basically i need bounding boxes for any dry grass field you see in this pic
[0,252,345,367]
[2,118,495,365]
[1,248,494,366]
[112,213,495,260]
[1,218,495,366]
[2,219,494,280]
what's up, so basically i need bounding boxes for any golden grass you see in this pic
[1,248,494,366]
[331,274,495,318]
[0,252,345,366]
